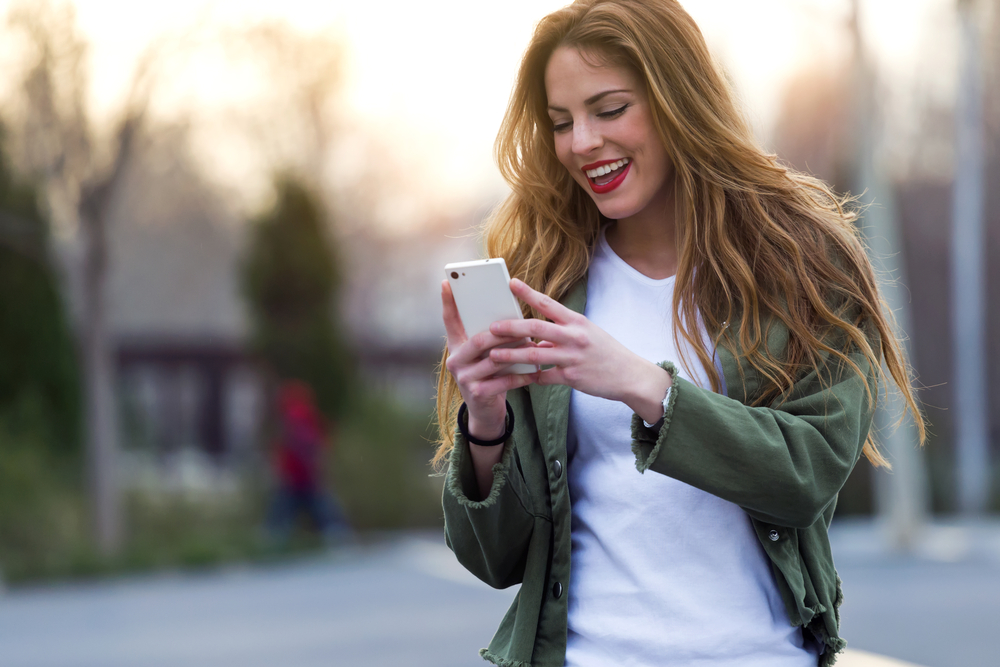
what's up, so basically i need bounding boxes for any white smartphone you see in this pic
[444,258,538,376]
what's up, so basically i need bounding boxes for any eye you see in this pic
[551,119,572,133]
[597,103,629,119]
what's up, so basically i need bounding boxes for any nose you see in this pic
[571,119,602,155]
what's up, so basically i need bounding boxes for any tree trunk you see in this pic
[81,182,121,556]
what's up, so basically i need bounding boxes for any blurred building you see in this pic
[53,127,482,488]
[341,226,479,409]
[52,129,269,490]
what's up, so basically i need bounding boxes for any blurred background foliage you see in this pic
[0,127,442,584]
[0,128,81,454]
[242,177,353,419]
[0,127,88,581]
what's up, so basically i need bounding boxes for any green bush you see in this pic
[0,393,88,582]
[331,393,441,530]
[120,487,267,571]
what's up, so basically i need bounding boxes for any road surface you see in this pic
[1,520,998,667]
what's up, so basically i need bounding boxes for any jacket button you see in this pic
[768,529,780,542]
[553,459,563,479]
[552,581,563,599]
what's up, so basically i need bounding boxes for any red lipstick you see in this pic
[581,158,631,194]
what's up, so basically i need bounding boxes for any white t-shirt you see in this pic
[563,227,817,667]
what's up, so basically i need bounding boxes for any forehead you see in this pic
[544,46,642,106]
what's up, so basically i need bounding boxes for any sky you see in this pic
[0,0,956,226]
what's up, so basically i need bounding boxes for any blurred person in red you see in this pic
[265,379,351,546]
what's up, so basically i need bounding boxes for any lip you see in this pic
[582,159,631,194]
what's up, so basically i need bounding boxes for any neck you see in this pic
[604,179,678,280]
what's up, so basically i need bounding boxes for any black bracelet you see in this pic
[458,401,515,447]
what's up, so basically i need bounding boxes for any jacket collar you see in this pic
[560,277,588,316]
[525,277,587,458]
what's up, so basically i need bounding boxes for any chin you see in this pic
[593,200,640,221]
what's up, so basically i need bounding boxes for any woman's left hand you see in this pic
[489,279,671,423]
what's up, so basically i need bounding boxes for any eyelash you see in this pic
[599,103,630,119]
[551,103,630,133]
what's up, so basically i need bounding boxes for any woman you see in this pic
[436,1,922,666]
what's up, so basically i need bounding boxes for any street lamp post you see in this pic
[951,0,990,516]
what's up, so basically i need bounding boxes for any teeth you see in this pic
[586,158,629,179]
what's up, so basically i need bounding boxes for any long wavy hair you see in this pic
[433,0,923,467]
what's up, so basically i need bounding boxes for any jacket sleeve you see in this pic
[442,424,536,589]
[631,343,878,529]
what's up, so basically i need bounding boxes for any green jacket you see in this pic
[443,279,877,667]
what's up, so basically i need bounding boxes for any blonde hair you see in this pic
[434,0,923,467]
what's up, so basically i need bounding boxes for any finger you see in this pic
[441,280,467,347]
[474,368,540,397]
[490,344,574,368]
[509,278,579,325]
[457,349,529,385]
[459,329,528,360]
[534,366,567,387]
[448,331,529,372]
[489,316,577,345]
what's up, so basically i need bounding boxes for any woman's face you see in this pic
[544,46,674,223]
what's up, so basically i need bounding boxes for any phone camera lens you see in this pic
[450,271,459,279]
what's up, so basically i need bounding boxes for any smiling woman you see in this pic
[434,2,925,667]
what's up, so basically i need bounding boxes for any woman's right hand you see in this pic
[441,280,538,442]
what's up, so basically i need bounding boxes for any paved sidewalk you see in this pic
[830,517,1000,566]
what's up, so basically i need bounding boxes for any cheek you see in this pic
[553,136,574,172]
[554,139,586,186]
[651,151,675,189]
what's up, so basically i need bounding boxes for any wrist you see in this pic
[463,402,509,443]
[626,360,673,426]
[467,415,506,442]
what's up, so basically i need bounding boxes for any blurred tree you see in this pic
[0,124,86,580]
[0,124,81,455]
[242,177,353,419]
[4,0,158,554]
[221,22,343,189]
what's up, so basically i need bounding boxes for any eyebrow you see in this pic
[548,89,631,112]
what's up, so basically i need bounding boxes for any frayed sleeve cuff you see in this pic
[445,423,515,510]
[630,361,679,473]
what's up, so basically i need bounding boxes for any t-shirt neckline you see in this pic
[597,225,676,288]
